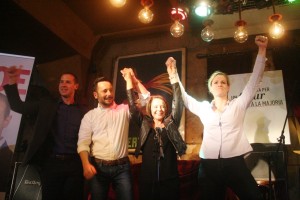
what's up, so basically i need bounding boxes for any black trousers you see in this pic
[40,156,84,200]
[198,155,264,200]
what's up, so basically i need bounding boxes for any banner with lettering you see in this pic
[228,70,290,144]
[0,53,34,194]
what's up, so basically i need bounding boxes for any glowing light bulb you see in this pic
[170,20,184,38]
[138,7,154,24]
[269,21,285,39]
[109,0,126,8]
[201,25,214,42]
[234,26,248,43]
[195,2,211,17]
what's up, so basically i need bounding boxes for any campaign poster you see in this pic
[228,70,290,144]
[0,53,34,197]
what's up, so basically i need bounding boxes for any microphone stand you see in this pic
[268,81,298,200]
[154,128,164,198]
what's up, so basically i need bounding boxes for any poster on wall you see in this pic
[113,48,186,151]
[228,70,290,144]
[0,53,34,196]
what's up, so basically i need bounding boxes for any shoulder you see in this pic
[115,103,129,111]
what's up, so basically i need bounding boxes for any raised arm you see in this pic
[121,67,149,95]
[120,68,145,121]
[3,66,39,114]
[237,35,269,108]
[256,35,268,57]
[165,57,183,125]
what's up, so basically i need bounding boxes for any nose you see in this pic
[106,90,112,96]
[158,106,164,111]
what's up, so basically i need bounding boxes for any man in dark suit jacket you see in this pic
[4,66,87,200]
[0,93,13,192]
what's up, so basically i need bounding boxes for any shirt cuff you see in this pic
[169,73,179,84]
[138,92,150,107]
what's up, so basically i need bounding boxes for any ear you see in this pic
[74,83,79,90]
[3,115,12,128]
[93,92,98,99]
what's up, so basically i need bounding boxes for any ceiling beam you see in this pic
[14,0,100,60]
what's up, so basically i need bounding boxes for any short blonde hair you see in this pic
[207,71,230,94]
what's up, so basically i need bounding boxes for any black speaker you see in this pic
[245,143,288,200]
[245,143,287,181]
[8,162,42,200]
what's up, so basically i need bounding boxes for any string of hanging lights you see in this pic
[109,0,287,41]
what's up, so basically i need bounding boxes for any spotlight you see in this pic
[194,1,212,17]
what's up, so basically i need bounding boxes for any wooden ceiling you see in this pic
[0,0,299,64]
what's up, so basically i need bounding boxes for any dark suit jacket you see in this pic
[0,141,13,191]
[4,84,88,165]
[4,84,58,165]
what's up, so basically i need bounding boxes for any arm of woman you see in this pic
[165,57,183,124]
[121,68,144,123]
[239,35,268,107]
[165,57,204,118]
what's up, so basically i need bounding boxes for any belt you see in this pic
[92,156,129,166]
[50,154,79,161]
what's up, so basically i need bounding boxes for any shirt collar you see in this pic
[211,99,230,109]
[58,98,78,106]
[98,102,117,110]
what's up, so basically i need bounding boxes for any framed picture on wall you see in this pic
[113,48,186,152]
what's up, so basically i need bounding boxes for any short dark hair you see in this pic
[92,77,111,92]
[0,93,11,118]
[60,72,79,84]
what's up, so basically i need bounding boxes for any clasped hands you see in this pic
[120,67,137,83]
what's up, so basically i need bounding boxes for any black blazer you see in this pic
[0,141,13,191]
[4,84,59,165]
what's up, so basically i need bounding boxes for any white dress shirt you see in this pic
[175,55,266,159]
[77,102,130,160]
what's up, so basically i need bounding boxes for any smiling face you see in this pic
[93,81,114,108]
[58,74,79,99]
[145,95,168,122]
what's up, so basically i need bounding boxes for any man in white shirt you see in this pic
[78,74,148,200]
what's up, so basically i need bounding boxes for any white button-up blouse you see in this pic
[176,55,266,159]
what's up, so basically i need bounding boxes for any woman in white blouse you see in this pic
[165,35,268,200]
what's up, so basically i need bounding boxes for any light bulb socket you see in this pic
[203,19,214,27]
[269,13,282,22]
[235,20,247,27]
[141,0,153,8]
